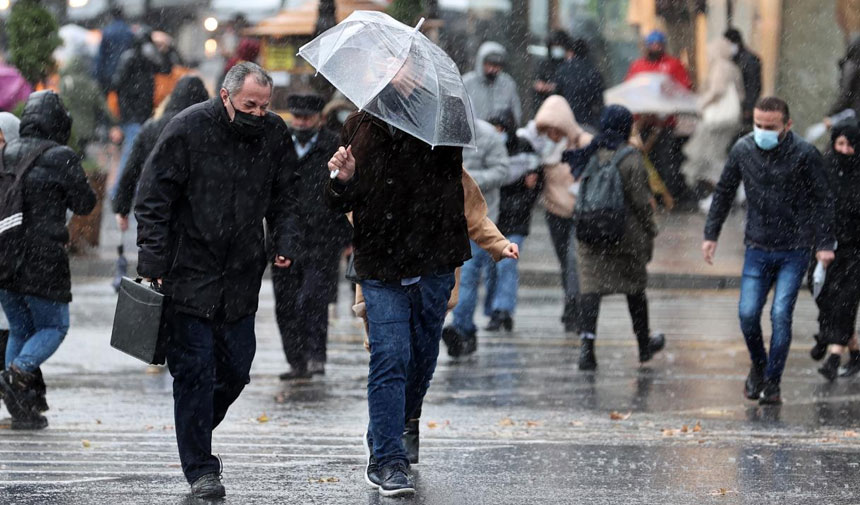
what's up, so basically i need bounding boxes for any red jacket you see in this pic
[625,54,693,89]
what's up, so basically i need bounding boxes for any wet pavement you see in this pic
[2,280,860,504]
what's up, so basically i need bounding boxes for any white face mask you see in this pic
[729,43,739,56]
[550,46,566,60]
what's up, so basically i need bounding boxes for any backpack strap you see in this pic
[609,145,638,166]
[11,140,55,181]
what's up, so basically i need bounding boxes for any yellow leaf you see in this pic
[693,421,703,433]
[499,418,515,427]
[681,425,689,433]
[427,421,439,429]
[257,413,270,423]
[81,440,91,448]
[662,429,675,437]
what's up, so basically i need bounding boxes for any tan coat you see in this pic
[534,95,594,219]
[353,169,510,326]
[577,146,658,295]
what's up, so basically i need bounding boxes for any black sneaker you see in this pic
[363,431,381,488]
[759,380,782,405]
[403,419,420,465]
[443,326,476,358]
[485,311,513,332]
[279,366,312,381]
[841,351,860,377]
[378,462,415,497]
[818,354,841,382]
[639,333,666,363]
[744,364,765,400]
[190,472,225,499]
[578,338,597,371]
[810,333,827,361]
[10,413,48,430]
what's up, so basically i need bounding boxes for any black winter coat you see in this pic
[552,56,604,128]
[112,39,170,124]
[111,77,210,216]
[497,137,540,237]
[0,92,97,302]
[705,132,836,251]
[733,47,762,120]
[325,114,470,281]
[824,149,860,247]
[135,98,301,321]
[288,128,351,265]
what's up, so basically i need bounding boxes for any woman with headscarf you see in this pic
[565,105,664,371]
[815,123,860,380]
[112,75,209,230]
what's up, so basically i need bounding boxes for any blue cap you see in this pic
[644,30,667,46]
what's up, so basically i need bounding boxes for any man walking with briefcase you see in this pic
[135,62,301,499]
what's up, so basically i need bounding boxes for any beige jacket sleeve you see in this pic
[462,169,510,261]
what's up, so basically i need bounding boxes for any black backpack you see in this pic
[0,141,54,279]
[574,145,637,246]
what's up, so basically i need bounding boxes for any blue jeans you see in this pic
[451,241,494,334]
[168,312,256,483]
[0,290,69,372]
[485,234,525,314]
[110,122,142,199]
[361,273,455,469]
[738,247,810,383]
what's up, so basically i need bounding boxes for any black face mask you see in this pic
[484,71,498,83]
[228,98,266,138]
[292,127,318,145]
[646,50,664,62]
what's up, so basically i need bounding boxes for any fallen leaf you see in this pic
[95,419,102,425]
[427,421,439,429]
[168,463,181,468]
[681,425,689,433]
[709,488,735,496]
[609,411,631,421]
[309,477,339,483]
[698,439,706,444]
[693,421,703,433]
[570,421,584,427]
[844,430,858,438]
[662,429,675,437]
[525,420,541,428]
[499,418,515,427]
[81,440,91,448]
[257,413,270,423]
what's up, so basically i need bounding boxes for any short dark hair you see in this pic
[754,96,790,121]
[723,28,743,46]
[109,7,125,19]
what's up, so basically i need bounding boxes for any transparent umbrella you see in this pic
[604,72,698,116]
[298,11,476,149]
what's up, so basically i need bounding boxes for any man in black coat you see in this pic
[274,93,351,380]
[724,28,762,129]
[550,37,604,128]
[0,91,96,430]
[135,62,301,499]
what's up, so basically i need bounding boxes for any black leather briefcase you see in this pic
[110,277,170,365]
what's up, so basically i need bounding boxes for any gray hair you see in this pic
[221,61,273,95]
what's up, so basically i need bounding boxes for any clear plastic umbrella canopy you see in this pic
[298,11,476,148]
[604,72,698,116]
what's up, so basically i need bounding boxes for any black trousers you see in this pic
[651,131,692,204]
[168,311,256,483]
[545,213,579,325]
[580,292,650,347]
[272,262,335,368]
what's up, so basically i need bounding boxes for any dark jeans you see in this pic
[545,213,579,304]
[272,263,335,368]
[739,247,810,383]
[651,131,692,204]
[167,311,256,483]
[580,292,650,346]
[360,273,455,469]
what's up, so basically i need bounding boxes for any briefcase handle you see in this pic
[134,277,163,293]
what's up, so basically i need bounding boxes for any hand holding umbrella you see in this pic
[328,146,355,182]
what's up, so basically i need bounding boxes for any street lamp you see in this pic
[69,0,89,7]
[0,0,10,11]
[204,17,218,32]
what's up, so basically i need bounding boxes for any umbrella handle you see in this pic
[413,17,425,33]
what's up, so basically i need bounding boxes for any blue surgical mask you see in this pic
[753,126,781,150]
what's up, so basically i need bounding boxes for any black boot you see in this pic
[841,350,860,377]
[485,311,505,332]
[563,298,580,333]
[638,333,666,363]
[443,326,476,358]
[32,368,48,413]
[759,379,782,405]
[402,418,420,465]
[279,364,312,381]
[0,366,48,430]
[744,363,765,400]
[818,354,841,382]
[810,333,827,361]
[578,337,597,371]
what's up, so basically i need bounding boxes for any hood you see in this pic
[534,95,584,143]
[474,41,507,73]
[708,37,735,62]
[18,90,72,144]
[164,75,210,117]
[0,112,20,143]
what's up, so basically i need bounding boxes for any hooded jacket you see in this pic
[0,112,20,143]
[462,42,522,124]
[135,97,301,321]
[829,37,860,117]
[112,76,209,216]
[0,91,97,302]
[534,95,593,218]
[704,131,836,251]
[462,120,509,222]
[551,53,605,128]
[824,124,860,247]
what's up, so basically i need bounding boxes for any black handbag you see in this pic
[110,277,171,365]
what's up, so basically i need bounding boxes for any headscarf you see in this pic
[563,104,633,178]
[830,122,860,170]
